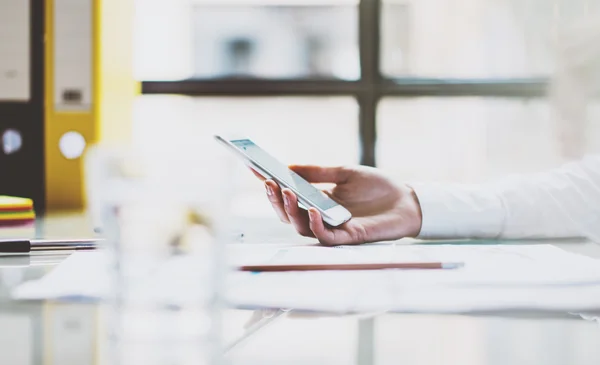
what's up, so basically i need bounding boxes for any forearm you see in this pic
[410,156,600,241]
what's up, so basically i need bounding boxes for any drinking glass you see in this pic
[85,142,234,365]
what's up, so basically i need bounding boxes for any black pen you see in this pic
[0,238,102,254]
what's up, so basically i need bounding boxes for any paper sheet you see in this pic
[12,244,600,313]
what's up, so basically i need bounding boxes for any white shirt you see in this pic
[411,155,600,243]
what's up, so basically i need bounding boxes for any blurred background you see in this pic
[3,0,599,216]
[132,0,600,218]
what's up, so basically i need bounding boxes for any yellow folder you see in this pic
[44,0,139,211]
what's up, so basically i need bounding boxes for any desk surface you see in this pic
[0,213,599,365]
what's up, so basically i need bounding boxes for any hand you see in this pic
[258,165,423,245]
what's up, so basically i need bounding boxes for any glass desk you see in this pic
[0,213,599,365]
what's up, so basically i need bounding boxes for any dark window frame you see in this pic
[141,0,549,167]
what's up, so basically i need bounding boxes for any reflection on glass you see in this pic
[377,97,600,184]
[380,0,600,78]
[191,5,359,79]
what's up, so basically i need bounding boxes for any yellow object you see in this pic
[44,0,139,211]
[0,211,36,221]
[0,196,35,224]
[0,196,34,211]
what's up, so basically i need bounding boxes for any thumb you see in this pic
[289,165,350,184]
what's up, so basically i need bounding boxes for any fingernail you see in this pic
[308,209,315,221]
[265,184,273,196]
[283,192,290,207]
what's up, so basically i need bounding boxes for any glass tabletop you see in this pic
[0,300,599,365]
[1,214,599,365]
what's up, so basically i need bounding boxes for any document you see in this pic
[12,244,600,313]
[226,244,600,312]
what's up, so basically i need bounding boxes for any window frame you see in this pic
[141,0,549,167]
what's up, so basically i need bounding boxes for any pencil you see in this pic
[238,262,464,272]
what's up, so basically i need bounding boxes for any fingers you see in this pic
[289,165,351,184]
[265,180,290,223]
[250,168,266,181]
[281,189,314,237]
[307,208,339,245]
[265,182,315,238]
[307,208,368,246]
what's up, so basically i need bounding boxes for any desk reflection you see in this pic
[0,302,599,365]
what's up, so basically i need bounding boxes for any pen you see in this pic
[238,262,464,272]
[0,238,102,254]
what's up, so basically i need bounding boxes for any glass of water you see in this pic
[85,141,234,365]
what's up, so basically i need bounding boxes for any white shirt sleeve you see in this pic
[410,155,600,242]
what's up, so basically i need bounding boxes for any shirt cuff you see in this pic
[409,182,506,239]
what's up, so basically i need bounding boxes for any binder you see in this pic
[0,0,46,213]
[44,0,139,211]
[0,0,137,213]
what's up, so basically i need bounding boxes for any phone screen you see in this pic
[230,139,339,210]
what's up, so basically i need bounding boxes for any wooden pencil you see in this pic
[238,262,464,272]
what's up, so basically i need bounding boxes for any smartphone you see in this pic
[215,135,352,227]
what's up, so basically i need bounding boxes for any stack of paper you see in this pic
[0,196,35,227]
[226,244,600,313]
[12,243,600,313]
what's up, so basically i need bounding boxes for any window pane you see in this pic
[134,0,360,80]
[377,97,600,184]
[381,0,600,78]
[192,4,358,79]
[133,95,359,225]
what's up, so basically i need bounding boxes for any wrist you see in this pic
[400,184,423,237]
